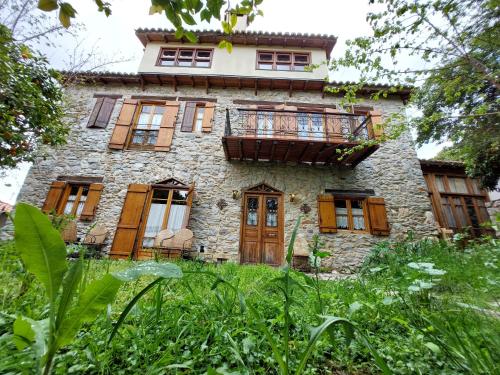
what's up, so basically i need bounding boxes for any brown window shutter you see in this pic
[94,97,116,128]
[368,110,383,139]
[181,102,197,132]
[182,182,195,228]
[109,184,150,259]
[202,102,216,132]
[109,99,138,149]
[42,181,66,213]
[87,98,104,128]
[80,183,104,221]
[155,101,180,152]
[367,197,390,235]
[317,194,337,233]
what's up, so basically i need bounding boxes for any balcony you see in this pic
[222,108,380,167]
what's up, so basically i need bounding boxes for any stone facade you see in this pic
[9,82,436,271]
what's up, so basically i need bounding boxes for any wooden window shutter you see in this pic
[367,197,390,235]
[202,102,216,132]
[368,110,383,139]
[182,182,195,228]
[42,181,66,213]
[80,183,104,220]
[155,101,180,152]
[109,184,150,259]
[94,97,116,128]
[87,98,103,128]
[181,102,197,132]
[317,194,337,233]
[109,99,138,149]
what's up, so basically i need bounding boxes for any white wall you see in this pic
[138,42,329,80]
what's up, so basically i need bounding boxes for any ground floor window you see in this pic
[142,187,190,248]
[62,185,89,216]
[334,198,366,231]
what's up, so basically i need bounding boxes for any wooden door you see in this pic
[240,192,284,266]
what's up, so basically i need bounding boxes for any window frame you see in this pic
[58,184,89,217]
[256,51,311,72]
[192,104,206,132]
[156,47,214,68]
[127,102,165,150]
[333,196,370,233]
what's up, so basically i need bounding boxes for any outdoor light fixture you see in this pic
[289,193,296,202]
[232,190,240,199]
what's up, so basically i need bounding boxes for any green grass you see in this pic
[0,236,499,374]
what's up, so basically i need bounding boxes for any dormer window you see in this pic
[257,51,311,71]
[157,48,213,68]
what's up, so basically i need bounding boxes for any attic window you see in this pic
[257,51,311,71]
[157,48,213,68]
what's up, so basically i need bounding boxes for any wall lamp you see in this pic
[289,193,296,202]
[232,190,241,199]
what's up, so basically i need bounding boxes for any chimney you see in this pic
[224,9,249,32]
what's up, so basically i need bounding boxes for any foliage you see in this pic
[10,203,183,374]
[38,0,264,41]
[0,24,68,169]
[330,0,500,189]
[0,217,499,373]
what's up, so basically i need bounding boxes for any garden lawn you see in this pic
[0,236,499,374]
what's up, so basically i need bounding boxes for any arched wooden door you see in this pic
[240,183,284,266]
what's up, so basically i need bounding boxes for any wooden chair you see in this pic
[61,220,77,244]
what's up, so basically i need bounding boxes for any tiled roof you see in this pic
[420,159,465,168]
[135,28,338,58]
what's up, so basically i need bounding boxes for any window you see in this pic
[423,172,490,237]
[87,97,116,128]
[257,51,311,71]
[297,110,325,139]
[157,48,213,68]
[317,194,390,236]
[334,198,367,231]
[63,185,89,216]
[181,101,216,132]
[41,179,104,221]
[129,104,165,149]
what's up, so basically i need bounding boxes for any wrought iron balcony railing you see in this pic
[224,108,375,142]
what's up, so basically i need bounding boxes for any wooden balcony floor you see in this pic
[222,136,379,167]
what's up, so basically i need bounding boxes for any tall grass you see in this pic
[0,232,498,374]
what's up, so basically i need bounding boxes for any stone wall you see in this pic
[8,82,436,271]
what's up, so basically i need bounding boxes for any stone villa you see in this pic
[12,15,494,270]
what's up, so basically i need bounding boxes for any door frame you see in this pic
[239,184,285,265]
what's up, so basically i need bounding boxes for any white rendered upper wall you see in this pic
[137,42,329,80]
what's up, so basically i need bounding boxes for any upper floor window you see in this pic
[257,51,311,71]
[157,48,213,68]
[129,103,165,149]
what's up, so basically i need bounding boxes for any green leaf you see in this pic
[425,341,441,354]
[181,12,197,26]
[38,0,58,11]
[56,274,122,348]
[108,277,163,344]
[13,316,48,358]
[296,316,355,374]
[149,5,163,15]
[58,9,71,28]
[184,31,198,43]
[112,261,182,282]
[286,216,302,264]
[56,257,83,330]
[14,203,67,302]
[218,40,227,49]
[349,301,363,315]
[58,2,76,28]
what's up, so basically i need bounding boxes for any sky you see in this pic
[0,0,446,205]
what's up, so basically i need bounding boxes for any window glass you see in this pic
[276,64,291,71]
[76,186,88,216]
[130,104,164,147]
[64,185,80,215]
[63,185,88,216]
[258,63,273,70]
[297,113,309,139]
[311,113,324,138]
[465,197,479,227]
[257,112,273,137]
[475,198,489,222]
[351,200,365,230]
[197,50,211,58]
[142,189,169,248]
[277,54,291,62]
[246,197,259,226]
[194,107,205,132]
[266,198,278,227]
[448,177,468,193]
[441,197,456,228]
[151,106,165,129]
[195,60,210,67]
[259,53,273,61]
[294,54,308,63]
[453,197,468,227]
[167,190,188,232]
[293,65,306,71]
[335,199,348,229]
[137,106,152,128]
[470,179,481,194]
[178,59,192,67]
[179,50,193,58]
[434,176,446,191]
